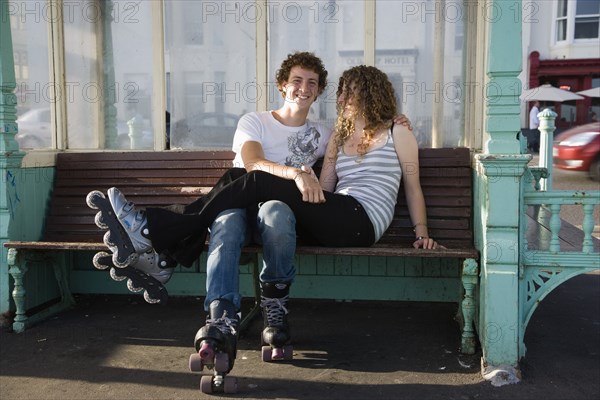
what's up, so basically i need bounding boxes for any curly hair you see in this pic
[275,51,328,97]
[334,66,397,156]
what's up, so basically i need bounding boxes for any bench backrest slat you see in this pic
[43,148,473,249]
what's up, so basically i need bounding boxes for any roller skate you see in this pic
[189,299,240,394]
[260,281,293,361]
[93,250,175,304]
[86,187,152,268]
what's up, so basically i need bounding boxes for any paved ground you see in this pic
[1,270,598,400]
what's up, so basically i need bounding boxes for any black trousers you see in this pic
[146,169,376,266]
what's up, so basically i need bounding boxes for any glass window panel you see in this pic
[63,0,155,150]
[268,0,363,127]
[62,2,96,149]
[557,0,568,17]
[377,0,466,147]
[11,1,52,150]
[575,16,600,38]
[559,102,577,125]
[576,0,600,15]
[556,18,568,41]
[165,0,255,149]
[110,1,156,150]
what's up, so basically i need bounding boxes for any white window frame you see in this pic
[552,0,600,45]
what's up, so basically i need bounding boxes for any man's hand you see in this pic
[394,114,412,131]
[294,166,325,203]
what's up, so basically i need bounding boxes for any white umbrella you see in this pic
[521,84,584,102]
[576,87,600,98]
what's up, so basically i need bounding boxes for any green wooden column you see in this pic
[0,0,24,312]
[474,0,530,381]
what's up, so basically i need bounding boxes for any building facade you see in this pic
[520,0,600,129]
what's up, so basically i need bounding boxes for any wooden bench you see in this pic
[4,148,479,353]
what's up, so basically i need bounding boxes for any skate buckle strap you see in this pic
[207,311,238,336]
[261,295,289,325]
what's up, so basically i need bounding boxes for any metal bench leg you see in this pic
[7,248,28,333]
[459,258,479,354]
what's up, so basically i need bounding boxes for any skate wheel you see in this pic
[272,347,284,360]
[224,376,238,393]
[214,352,229,372]
[189,353,204,372]
[86,190,105,209]
[92,251,112,270]
[111,246,138,269]
[109,267,126,282]
[94,211,108,229]
[143,290,161,304]
[127,278,144,293]
[261,345,272,362]
[200,375,213,394]
[103,231,116,248]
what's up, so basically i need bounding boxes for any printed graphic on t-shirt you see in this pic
[286,126,321,167]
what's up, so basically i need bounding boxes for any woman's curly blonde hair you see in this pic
[334,66,397,156]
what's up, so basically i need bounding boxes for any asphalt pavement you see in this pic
[1,269,598,400]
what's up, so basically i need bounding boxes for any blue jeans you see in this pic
[204,200,297,311]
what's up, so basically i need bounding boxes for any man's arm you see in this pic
[240,141,325,203]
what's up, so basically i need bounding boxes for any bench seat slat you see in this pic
[4,240,478,259]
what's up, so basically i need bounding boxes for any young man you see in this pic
[197,51,331,362]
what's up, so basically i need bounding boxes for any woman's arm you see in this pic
[392,124,439,249]
[318,133,339,193]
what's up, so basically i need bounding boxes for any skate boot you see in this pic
[93,250,176,304]
[189,299,240,394]
[260,281,293,361]
[86,187,152,268]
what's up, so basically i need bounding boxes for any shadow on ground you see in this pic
[1,273,598,400]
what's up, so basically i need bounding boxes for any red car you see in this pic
[553,122,600,181]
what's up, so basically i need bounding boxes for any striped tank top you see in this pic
[335,129,402,241]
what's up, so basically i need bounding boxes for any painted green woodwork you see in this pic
[475,154,530,368]
[475,0,526,373]
[0,0,24,313]
[484,0,522,156]
[1,168,55,312]
[64,250,464,301]
[519,168,600,360]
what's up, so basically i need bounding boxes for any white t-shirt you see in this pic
[232,111,331,169]
[529,106,540,129]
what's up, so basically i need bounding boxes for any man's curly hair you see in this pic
[334,65,397,156]
[275,51,328,97]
